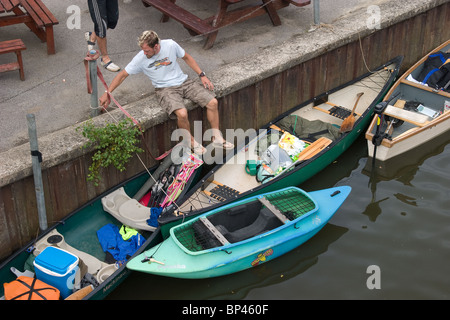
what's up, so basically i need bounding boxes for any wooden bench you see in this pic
[142,0,215,36]
[0,39,26,80]
[19,0,58,54]
[141,0,310,49]
[0,0,59,54]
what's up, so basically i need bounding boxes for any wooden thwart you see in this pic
[383,105,429,127]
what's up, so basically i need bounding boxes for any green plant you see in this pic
[77,118,144,186]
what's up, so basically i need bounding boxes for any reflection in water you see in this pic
[363,134,450,221]
[361,195,389,222]
[364,134,450,182]
[394,193,417,207]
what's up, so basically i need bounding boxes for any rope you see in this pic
[84,50,140,128]
[84,50,184,212]
[84,50,170,161]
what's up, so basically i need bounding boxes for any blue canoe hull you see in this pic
[127,186,351,279]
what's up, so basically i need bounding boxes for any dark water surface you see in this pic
[108,134,450,300]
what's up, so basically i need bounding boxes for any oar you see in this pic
[339,92,364,133]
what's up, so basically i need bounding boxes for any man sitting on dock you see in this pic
[99,30,233,155]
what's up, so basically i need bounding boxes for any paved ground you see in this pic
[0,0,388,153]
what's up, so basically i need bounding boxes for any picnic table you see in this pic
[0,0,59,54]
[141,0,311,49]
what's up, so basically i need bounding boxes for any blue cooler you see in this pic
[33,246,79,299]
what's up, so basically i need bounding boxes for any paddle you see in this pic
[339,92,364,133]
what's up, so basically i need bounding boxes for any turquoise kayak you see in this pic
[127,185,351,279]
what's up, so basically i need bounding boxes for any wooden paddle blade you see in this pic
[339,114,356,133]
[339,92,364,133]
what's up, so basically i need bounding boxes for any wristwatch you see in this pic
[199,71,206,78]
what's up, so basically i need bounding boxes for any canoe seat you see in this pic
[191,200,283,248]
[215,208,283,243]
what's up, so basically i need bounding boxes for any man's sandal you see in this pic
[101,59,121,72]
[191,143,206,155]
[85,32,96,51]
[212,139,234,150]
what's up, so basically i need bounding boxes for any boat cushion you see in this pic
[437,63,450,91]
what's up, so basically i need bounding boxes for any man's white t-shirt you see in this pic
[125,39,188,88]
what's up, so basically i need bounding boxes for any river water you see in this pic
[108,134,450,300]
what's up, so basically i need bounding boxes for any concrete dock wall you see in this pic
[1,0,449,260]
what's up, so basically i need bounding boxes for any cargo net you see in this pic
[264,188,316,221]
[173,188,316,252]
[173,223,205,252]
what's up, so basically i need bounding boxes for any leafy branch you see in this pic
[77,118,143,186]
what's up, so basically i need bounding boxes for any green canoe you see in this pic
[158,56,403,237]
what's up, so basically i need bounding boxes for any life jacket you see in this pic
[437,62,450,91]
[416,51,450,91]
[3,276,60,300]
[119,225,139,240]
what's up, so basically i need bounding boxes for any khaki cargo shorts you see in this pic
[155,79,216,119]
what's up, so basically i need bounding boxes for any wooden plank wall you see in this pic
[1,3,449,261]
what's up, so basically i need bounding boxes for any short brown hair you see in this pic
[138,30,160,48]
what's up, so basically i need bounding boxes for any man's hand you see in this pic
[181,53,214,90]
[99,91,111,109]
[98,70,129,111]
[201,76,214,91]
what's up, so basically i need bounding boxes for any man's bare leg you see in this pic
[205,98,233,148]
[174,108,205,153]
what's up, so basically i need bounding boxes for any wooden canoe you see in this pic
[366,40,450,162]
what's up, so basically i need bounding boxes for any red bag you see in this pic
[3,276,60,300]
